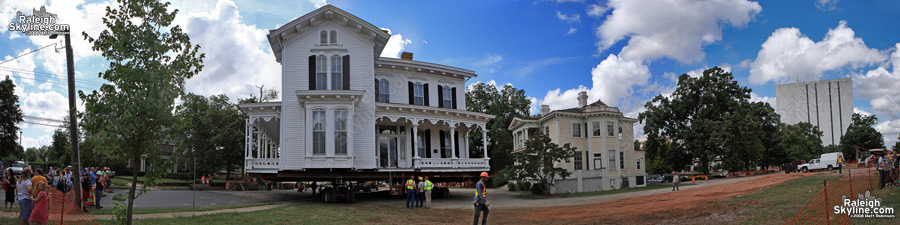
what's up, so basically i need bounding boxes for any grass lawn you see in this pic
[513,183,689,199]
[86,203,266,215]
[111,176,190,185]
[731,172,899,224]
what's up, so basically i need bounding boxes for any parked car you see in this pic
[781,160,806,173]
[798,152,843,172]
[647,175,664,183]
[10,161,26,175]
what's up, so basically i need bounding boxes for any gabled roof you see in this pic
[266,5,391,63]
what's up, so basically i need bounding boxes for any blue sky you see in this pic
[3,0,900,149]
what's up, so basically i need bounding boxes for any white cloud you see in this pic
[473,54,503,66]
[309,0,328,8]
[381,33,412,58]
[466,80,499,91]
[586,3,609,17]
[177,0,281,100]
[596,0,761,63]
[750,92,776,108]
[556,10,581,23]
[22,135,53,149]
[6,0,121,63]
[513,57,568,77]
[1,48,37,85]
[19,91,69,132]
[854,107,872,116]
[853,43,900,99]
[816,0,839,11]
[566,27,577,35]
[536,54,650,109]
[749,21,887,84]
[686,66,731,78]
[870,95,900,119]
[875,119,900,149]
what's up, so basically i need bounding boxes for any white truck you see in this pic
[799,152,844,172]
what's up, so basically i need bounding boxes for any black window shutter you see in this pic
[423,84,430,106]
[308,55,316,90]
[584,123,588,139]
[374,79,379,102]
[411,133,415,157]
[451,87,457,109]
[585,151,590,170]
[425,130,432,158]
[342,55,350,90]
[439,130,446,157]
[454,131,460,158]
[408,82,414,104]
[438,86,444,108]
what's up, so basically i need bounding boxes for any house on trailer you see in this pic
[240,5,494,181]
[509,91,646,194]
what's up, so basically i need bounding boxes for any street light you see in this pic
[50,31,82,210]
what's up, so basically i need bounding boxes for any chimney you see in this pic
[577,91,588,108]
[541,105,550,115]
[400,52,414,60]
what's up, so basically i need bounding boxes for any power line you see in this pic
[20,121,64,128]
[24,115,66,123]
[0,66,106,86]
[0,43,58,66]
[1,70,105,89]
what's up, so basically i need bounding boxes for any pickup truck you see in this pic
[781,160,806,173]
[797,158,833,172]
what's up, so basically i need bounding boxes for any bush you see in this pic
[507,182,518,191]
[518,181,532,192]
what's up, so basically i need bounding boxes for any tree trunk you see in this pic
[226,166,232,181]
[127,156,139,225]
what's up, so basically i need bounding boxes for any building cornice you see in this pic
[376,57,477,79]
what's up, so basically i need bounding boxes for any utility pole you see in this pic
[51,31,82,209]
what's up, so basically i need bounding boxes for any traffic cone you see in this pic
[692,177,695,183]
[705,176,708,181]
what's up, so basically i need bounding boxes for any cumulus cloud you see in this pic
[22,135,53,149]
[566,27,577,35]
[870,95,900,119]
[556,10,581,23]
[596,0,761,63]
[536,54,650,109]
[853,43,900,119]
[875,119,900,149]
[686,65,731,78]
[381,33,412,58]
[2,0,120,63]
[750,92,776,108]
[1,48,37,85]
[854,107,872,116]
[749,21,887,84]
[178,0,281,100]
[816,0,839,11]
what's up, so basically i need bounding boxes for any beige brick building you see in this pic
[509,91,646,193]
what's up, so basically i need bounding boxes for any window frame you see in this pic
[413,83,424,105]
[331,55,342,90]
[619,152,625,169]
[334,109,348,155]
[607,121,615,137]
[379,79,390,102]
[609,149,615,170]
[312,110,326,155]
[636,158,641,170]
[329,30,337,44]
[572,122,582,138]
[442,85,452,109]
[319,30,328,44]
[574,151,583,170]
[592,121,601,137]
[316,55,327,90]
[593,153,602,169]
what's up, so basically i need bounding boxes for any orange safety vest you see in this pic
[474,181,486,198]
[406,179,415,189]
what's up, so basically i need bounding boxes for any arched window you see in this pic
[319,30,328,44]
[312,109,326,155]
[334,109,348,155]
[329,30,337,44]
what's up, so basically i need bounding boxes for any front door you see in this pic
[378,126,407,168]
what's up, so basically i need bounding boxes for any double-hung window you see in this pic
[414,83,424,105]
[379,80,390,102]
[331,55,342,90]
[574,151,583,170]
[316,56,327,90]
[592,121,601,136]
[442,86,452,109]
[572,122,581,138]
[334,110,348,155]
[312,110,326,155]
[607,121,615,137]
[609,150,616,169]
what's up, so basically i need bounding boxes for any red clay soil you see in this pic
[496,172,816,224]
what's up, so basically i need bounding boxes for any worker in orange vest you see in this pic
[406,176,416,208]
[672,172,680,191]
[473,171,489,225]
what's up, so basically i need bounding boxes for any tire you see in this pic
[802,167,808,173]
[785,170,790,174]
[827,165,833,171]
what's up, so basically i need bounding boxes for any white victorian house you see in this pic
[240,5,494,179]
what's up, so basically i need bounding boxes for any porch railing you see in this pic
[247,158,279,170]
[414,158,489,169]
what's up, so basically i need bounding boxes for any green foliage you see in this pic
[175,93,244,179]
[466,82,532,171]
[49,128,72,168]
[779,122,824,162]
[640,67,780,173]
[518,181,532,192]
[79,0,204,224]
[839,113,884,162]
[507,182,517,191]
[0,76,23,158]
[511,132,576,194]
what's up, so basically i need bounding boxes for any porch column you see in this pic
[464,131,469,159]
[451,123,457,159]
[256,127,261,159]
[245,119,250,159]
[482,129,489,159]
[412,125,419,158]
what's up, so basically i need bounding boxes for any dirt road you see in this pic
[493,172,816,224]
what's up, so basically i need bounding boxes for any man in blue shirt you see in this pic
[473,171,489,225]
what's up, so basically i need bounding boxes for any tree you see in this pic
[175,94,244,180]
[466,83,531,171]
[840,113,884,162]
[0,76,23,158]
[49,128,72,168]
[510,132,576,194]
[779,122,823,162]
[640,67,752,174]
[79,0,204,223]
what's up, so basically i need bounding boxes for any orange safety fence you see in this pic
[42,188,102,225]
[784,165,881,225]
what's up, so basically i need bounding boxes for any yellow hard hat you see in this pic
[418,176,423,180]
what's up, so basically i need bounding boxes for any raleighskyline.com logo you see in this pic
[834,191,896,218]
[8,6,70,36]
